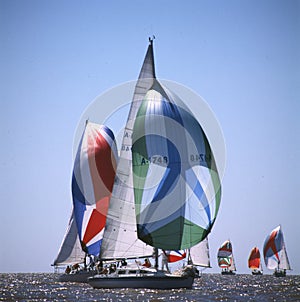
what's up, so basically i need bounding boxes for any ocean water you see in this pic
[0,273,299,301]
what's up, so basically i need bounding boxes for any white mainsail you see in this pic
[53,212,85,266]
[279,244,291,270]
[229,254,236,271]
[189,237,210,268]
[100,41,156,260]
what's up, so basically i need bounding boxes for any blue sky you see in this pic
[1,0,299,274]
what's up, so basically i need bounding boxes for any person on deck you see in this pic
[161,251,170,273]
[65,266,71,274]
[142,258,151,268]
[121,259,127,267]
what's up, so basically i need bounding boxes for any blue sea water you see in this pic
[0,273,299,301]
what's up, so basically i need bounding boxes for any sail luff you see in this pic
[100,40,156,260]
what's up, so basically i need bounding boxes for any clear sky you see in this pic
[1,0,299,274]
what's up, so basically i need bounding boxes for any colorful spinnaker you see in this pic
[263,225,291,277]
[72,122,118,256]
[166,250,187,263]
[132,79,221,251]
[248,247,262,275]
[217,240,236,274]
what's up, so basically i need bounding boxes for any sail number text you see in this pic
[190,153,211,163]
[140,156,168,165]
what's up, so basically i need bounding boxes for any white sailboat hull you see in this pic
[88,273,194,289]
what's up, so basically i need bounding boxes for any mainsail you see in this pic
[53,211,85,266]
[217,240,236,271]
[72,122,118,256]
[248,247,262,271]
[189,237,210,268]
[263,225,291,271]
[100,40,156,260]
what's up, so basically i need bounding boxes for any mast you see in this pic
[148,36,156,79]
[154,248,159,270]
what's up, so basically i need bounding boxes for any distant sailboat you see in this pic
[53,122,118,282]
[217,240,236,275]
[263,225,291,277]
[248,247,263,275]
[88,38,222,289]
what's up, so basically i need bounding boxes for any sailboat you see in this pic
[248,247,263,275]
[263,225,291,277]
[53,121,118,282]
[217,240,236,275]
[88,38,222,289]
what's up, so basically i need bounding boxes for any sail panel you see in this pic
[248,247,261,270]
[166,250,187,263]
[72,122,118,256]
[217,240,235,269]
[53,212,86,266]
[263,225,291,270]
[263,225,283,269]
[132,83,221,250]
[279,244,291,270]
